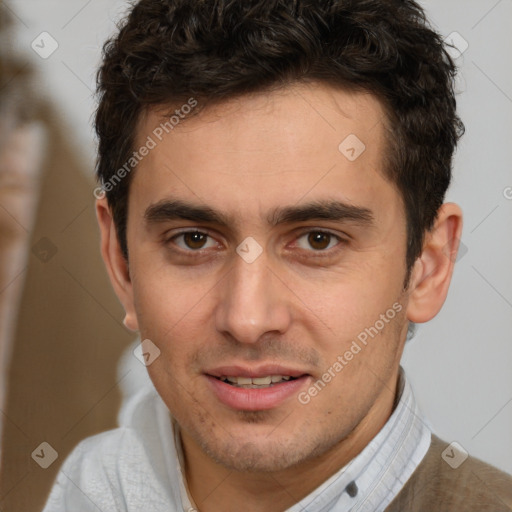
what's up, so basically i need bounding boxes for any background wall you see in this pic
[2,0,511,508]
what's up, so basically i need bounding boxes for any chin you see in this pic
[205,440,309,473]
[195,423,342,473]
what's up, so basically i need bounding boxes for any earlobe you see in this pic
[123,314,138,331]
[95,197,139,332]
[406,203,463,324]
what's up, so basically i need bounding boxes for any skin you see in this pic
[97,82,462,512]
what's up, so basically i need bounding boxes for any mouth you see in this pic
[214,375,298,389]
[204,366,310,411]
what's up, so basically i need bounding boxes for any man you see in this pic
[44,0,512,510]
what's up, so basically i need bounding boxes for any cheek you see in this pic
[132,251,211,318]
[131,269,213,358]
[290,265,403,345]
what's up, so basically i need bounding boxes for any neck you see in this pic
[181,371,400,512]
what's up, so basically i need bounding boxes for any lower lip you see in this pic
[206,375,309,411]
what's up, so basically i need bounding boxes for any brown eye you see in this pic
[307,232,332,250]
[295,231,340,252]
[183,232,208,249]
[170,231,216,251]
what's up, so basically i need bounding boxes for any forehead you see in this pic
[130,82,397,223]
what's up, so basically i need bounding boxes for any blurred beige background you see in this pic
[0,109,134,511]
[0,4,134,511]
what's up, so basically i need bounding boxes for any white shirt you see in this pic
[43,367,430,512]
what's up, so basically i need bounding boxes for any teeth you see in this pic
[252,376,272,385]
[219,375,294,387]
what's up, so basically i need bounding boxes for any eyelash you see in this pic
[164,229,347,258]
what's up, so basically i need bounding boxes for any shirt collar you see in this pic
[173,367,431,512]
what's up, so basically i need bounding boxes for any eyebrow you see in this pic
[144,198,374,228]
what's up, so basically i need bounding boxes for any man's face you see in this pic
[125,83,411,472]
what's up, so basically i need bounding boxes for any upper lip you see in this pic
[205,364,309,379]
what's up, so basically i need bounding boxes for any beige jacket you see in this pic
[386,435,512,511]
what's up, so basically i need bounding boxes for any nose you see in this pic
[214,250,292,345]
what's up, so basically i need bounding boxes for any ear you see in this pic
[406,203,463,324]
[96,197,139,331]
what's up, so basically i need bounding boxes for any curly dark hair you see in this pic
[95,0,464,277]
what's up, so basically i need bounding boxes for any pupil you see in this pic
[308,232,330,250]
[185,232,206,249]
